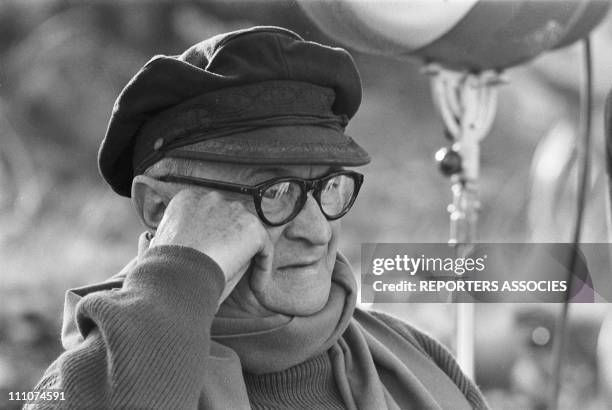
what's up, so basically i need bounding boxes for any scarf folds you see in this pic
[203,253,473,410]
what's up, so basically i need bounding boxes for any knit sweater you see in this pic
[29,245,487,409]
[244,352,345,409]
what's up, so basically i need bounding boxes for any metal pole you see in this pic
[427,66,503,378]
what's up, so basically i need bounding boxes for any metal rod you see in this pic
[428,67,503,379]
[449,180,478,379]
[547,36,592,410]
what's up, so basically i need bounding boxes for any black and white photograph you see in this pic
[2,1,612,409]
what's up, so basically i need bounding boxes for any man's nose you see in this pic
[284,193,332,244]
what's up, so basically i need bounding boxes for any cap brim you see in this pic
[164,125,371,166]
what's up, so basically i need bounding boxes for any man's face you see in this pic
[185,162,341,317]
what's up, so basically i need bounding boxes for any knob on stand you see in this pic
[427,65,504,378]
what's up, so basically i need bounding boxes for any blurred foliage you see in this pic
[1,1,612,409]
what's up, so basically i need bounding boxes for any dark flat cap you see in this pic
[98,26,370,197]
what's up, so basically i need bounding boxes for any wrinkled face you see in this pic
[190,162,341,317]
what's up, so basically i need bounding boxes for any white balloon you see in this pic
[332,0,479,51]
[299,0,610,69]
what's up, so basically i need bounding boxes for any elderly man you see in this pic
[31,27,487,409]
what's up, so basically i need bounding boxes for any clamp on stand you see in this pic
[425,64,505,378]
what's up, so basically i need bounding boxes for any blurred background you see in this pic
[1,1,612,409]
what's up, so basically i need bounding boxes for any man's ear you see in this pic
[131,175,173,231]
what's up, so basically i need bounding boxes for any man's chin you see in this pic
[248,264,335,316]
[265,300,328,317]
[255,288,331,317]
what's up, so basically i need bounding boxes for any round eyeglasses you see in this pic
[158,170,364,226]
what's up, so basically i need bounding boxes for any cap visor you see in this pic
[165,125,371,166]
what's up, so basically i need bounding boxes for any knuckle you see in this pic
[228,199,245,210]
[206,190,223,201]
[237,210,260,229]
[227,200,249,218]
[175,188,198,202]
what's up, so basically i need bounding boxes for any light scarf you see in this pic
[205,254,474,410]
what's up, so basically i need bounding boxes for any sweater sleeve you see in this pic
[27,245,226,410]
[369,310,490,410]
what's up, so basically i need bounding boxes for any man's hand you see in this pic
[149,189,273,303]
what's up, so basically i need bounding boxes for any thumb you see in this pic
[218,261,249,306]
[251,233,274,275]
[216,242,271,308]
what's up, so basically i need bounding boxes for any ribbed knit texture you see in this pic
[30,244,489,409]
[31,245,225,410]
[244,352,345,410]
[369,310,489,410]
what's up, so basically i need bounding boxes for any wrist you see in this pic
[126,245,225,314]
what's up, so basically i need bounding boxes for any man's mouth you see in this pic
[279,260,319,269]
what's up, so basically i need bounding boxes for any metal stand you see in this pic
[426,65,503,378]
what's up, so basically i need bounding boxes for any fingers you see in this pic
[150,186,273,304]
[218,262,248,305]
[251,230,274,277]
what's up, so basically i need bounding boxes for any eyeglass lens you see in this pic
[260,174,356,224]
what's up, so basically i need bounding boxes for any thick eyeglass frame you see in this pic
[158,170,364,227]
